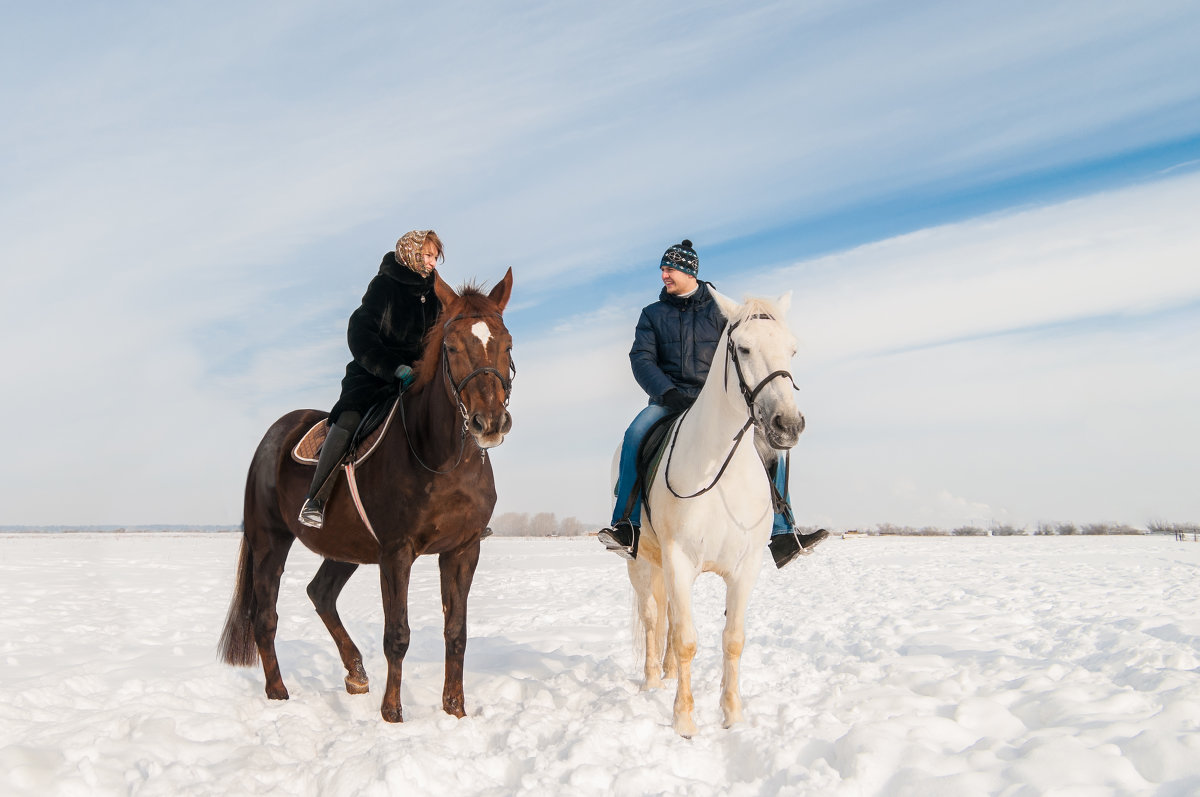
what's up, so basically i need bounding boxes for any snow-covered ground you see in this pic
[1,533,1198,796]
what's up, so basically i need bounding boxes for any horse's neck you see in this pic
[387,369,469,469]
[675,338,754,465]
[682,384,749,449]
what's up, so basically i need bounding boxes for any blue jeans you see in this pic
[611,404,674,527]
[771,457,794,537]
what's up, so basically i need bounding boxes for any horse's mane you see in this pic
[412,282,495,391]
[724,296,782,329]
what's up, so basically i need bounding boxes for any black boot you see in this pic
[298,422,354,529]
[769,528,829,569]
[597,520,640,560]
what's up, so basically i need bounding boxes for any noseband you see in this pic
[400,311,515,474]
[665,313,796,500]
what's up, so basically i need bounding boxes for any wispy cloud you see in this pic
[1,2,1198,525]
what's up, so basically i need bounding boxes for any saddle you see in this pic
[621,409,684,523]
[291,395,400,467]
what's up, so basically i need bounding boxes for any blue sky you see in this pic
[2,1,1198,528]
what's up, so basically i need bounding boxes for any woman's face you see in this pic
[420,240,440,272]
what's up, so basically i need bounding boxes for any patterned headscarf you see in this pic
[395,229,441,277]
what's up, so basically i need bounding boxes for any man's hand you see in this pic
[662,388,690,412]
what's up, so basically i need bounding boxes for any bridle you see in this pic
[725,314,798,423]
[441,312,515,413]
[665,313,796,500]
[399,311,515,474]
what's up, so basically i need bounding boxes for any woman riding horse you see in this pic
[597,239,828,567]
[299,230,444,528]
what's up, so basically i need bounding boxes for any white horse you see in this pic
[620,289,804,737]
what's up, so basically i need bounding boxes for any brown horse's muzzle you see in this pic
[469,408,511,449]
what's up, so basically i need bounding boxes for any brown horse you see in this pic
[219,268,513,723]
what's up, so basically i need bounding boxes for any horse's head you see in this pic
[424,268,515,449]
[712,290,805,450]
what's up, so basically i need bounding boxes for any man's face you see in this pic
[661,266,698,295]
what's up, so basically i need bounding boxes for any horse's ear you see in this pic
[488,267,513,312]
[775,290,793,317]
[710,286,740,321]
[434,270,458,308]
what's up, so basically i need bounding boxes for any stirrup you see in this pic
[769,527,828,569]
[797,528,829,552]
[298,498,326,529]
[597,521,639,560]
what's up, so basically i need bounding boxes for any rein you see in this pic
[664,314,796,500]
[399,311,515,475]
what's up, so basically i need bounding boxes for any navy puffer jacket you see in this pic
[629,281,727,404]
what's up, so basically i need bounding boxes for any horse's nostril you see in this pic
[471,414,486,434]
[500,412,512,434]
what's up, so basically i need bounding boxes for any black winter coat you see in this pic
[629,281,726,404]
[329,252,440,421]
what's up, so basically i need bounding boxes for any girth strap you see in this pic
[344,460,379,543]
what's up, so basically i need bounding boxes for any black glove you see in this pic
[662,389,690,412]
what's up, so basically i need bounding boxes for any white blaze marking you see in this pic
[471,321,492,349]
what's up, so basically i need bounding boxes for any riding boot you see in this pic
[597,519,640,560]
[298,422,354,529]
[769,528,829,569]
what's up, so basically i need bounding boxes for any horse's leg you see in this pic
[719,568,758,728]
[306,559,368,695]
[438,543,481,717]
[627,557,664,689]
[662,545,700,737]
[378,549,416,723]
[251,528,295,700]
[655,567,676,681]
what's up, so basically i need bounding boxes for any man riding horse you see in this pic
[597,239,828,567]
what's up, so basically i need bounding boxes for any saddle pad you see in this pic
[635,409,684,501]
[291,396,400,467]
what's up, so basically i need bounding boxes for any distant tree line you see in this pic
[489,512,593,537]
[484,516,1200,538]
[848,521,1199,537]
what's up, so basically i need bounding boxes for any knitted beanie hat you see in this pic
[660,239,698,276]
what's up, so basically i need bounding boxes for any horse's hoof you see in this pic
[266,685,289,700]
[345,675,369,695]
[641,677,664,691]
[380,705,404,723]
[673,717,698,738]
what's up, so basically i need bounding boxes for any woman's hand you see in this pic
[394,364,415,390]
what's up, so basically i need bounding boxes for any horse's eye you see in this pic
[738,346,751,356]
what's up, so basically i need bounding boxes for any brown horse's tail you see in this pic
[218,532,259,667]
